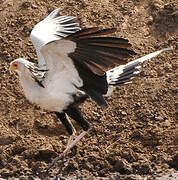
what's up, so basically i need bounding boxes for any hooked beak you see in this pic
[9,64,17,74]
[9,66,13,73]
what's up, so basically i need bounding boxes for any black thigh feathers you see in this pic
[55,93,90,135]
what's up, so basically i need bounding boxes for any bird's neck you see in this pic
[19,68,36,90]
[18,68,41,104]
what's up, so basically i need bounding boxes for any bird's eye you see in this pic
[12,62,18,69]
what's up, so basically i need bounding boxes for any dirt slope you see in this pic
[0,0,177,179]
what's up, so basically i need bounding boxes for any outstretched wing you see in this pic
[30,8,80,68]
[41,28,136,107]
[65,27,136,75]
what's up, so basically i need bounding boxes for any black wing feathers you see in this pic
[66,27,116,39]
[77,37,131,48]
[66,28,136,75]
[72,58,108,107]
[65,28,136,107]
[72,57,108,94]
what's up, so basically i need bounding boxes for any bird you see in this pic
[9,8,172,165]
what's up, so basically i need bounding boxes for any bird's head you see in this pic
[10,58,32,75]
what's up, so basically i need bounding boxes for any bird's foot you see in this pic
[46,131,88,171]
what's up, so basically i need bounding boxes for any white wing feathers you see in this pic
[41,40,83,90]
[30,8,80,68]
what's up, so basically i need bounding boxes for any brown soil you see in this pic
[0,0,177,179]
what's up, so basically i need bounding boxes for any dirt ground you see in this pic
[0,0,177,179]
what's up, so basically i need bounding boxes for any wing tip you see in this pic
[47,8,61,19]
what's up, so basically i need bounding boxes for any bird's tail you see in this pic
[105,47,173,96]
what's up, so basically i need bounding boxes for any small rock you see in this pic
[132,162,151,175]
[121,111,127,116]
[162,120,171,127]
[114,158,132,174]
[38,144,57,159]
[21,2,31,9]
[154,116,164,121]
[0,135,15,145]
[121,150,139,163]
[147,15,154,25]
[168,154,178,170]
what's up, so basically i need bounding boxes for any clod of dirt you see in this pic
[38,144,57,161]
[114,158,132,174]
[168,154,178,171]
[0,135,16,145]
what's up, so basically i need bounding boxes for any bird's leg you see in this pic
[65,105,90,132]
[66,132,75,148]
[55,112,76,148]
[58,130,88,159]
[46,112,76,171]
[60,105,90,155]
[47,105,90,170]
[47,106,90,170]
[60,105,90,154]
[46,130,89,171]
[55,112,75,135]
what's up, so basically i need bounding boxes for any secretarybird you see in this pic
[10,8,172,165]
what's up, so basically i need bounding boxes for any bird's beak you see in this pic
[9,65,16,74]
[9,66,13,73]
